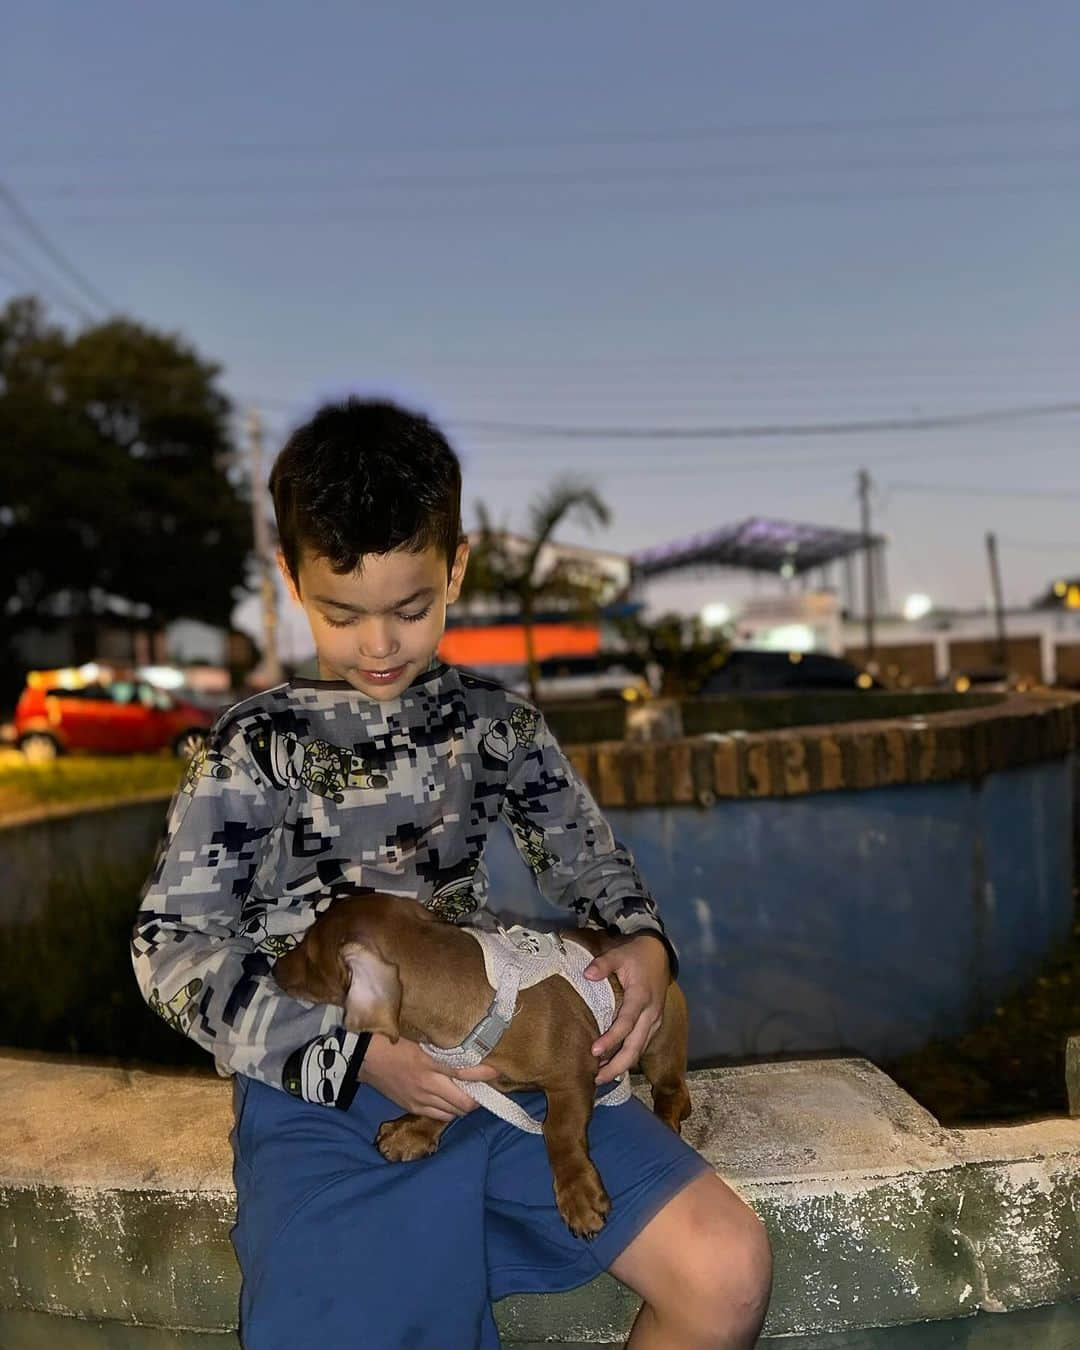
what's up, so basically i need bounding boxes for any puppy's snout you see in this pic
[273,946,304,994]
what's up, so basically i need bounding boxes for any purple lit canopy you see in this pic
[630,517,883,581]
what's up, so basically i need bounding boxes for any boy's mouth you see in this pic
[358,664,408,686]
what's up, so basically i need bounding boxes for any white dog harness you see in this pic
[420,925,631,1133]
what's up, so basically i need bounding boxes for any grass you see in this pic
[879,902,1080,1124]
[0,752,184,820]
[0,851,210,1072]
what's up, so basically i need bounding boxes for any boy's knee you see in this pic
[659,1201,773,1342]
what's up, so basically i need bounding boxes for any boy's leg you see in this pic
[607,1170,773,1349]
[229,1074,500,1350]
[482,1091,772,1349]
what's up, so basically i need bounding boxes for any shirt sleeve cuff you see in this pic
[613,922,680,981]
[335,1031,372,1111]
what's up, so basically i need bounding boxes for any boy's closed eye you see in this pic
[323,606,432,629]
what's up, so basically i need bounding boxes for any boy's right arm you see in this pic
[130,722,370,1110]
[131,719,498,1116]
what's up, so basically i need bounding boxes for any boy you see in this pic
[131,398,772,1349]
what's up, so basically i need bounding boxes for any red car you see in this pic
[14,667,214,761]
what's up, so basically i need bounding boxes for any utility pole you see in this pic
[857,468,875,661]
[247,408,283,686]
[985,531,1007,668]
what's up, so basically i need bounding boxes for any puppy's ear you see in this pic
[339,941,403,1042]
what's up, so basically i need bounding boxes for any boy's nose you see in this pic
[358,619,399,661]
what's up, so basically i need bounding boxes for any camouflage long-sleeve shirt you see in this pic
[131,657,675,1110]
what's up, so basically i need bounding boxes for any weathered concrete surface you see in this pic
[1067,1034,1080,1116]
[1,1052,1078,1346]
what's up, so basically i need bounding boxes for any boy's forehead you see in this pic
[298,544,445,597]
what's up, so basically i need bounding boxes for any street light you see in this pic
[702,602,732,628]
[903,593,932,621]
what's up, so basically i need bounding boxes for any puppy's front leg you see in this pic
[376,1113,450,1162]
[639,982,692,1133]
[542,1083,611,1239]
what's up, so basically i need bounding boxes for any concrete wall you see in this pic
[486,755,1075,1061]
[0,792,170,925]
[496,693,1080,1061]
[948,637,1043,683]
[844,642,938,688]
[1,1053,1077,1346]
[4,694,1076,1065]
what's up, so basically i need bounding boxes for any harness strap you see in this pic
[419,923,633,1132]
[455,1074,633,1134]
[421,961,523,1070]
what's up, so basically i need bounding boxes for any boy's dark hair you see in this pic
[269,398,463,586]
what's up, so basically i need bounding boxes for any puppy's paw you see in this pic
[652,1085,692,1135]
[375,1116,443,1163]
[555,1169,612,1240]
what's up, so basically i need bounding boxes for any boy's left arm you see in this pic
[501,705,679,1085]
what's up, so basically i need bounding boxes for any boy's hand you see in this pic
[357,1033,500,1121]
[583,934,671,1086]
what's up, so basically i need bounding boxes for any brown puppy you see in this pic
[273,893,691,1238]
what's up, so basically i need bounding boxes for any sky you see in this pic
[3,1,1079,658]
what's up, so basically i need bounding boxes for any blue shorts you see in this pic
[229,1072,711,1349]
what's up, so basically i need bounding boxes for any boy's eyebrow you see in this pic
[313,586,437,615]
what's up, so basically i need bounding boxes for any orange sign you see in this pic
[439,623,600,666]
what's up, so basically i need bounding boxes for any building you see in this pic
[444,530,637,672]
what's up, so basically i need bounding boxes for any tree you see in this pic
[0,296,251,701]
[610,609,730,697]
[461,477,611,702]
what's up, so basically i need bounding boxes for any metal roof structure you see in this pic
[630,517,883,581]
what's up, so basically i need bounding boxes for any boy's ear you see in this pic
[446,539,470,605]
[339,941,403,1041]
[276,549,301,606]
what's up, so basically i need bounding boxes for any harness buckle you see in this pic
[462,1004,512,1059]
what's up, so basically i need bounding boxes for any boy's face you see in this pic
[280,539,469,701]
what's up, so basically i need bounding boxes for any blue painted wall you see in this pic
[484,757,1075,1062]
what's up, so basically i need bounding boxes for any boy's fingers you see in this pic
[592,994,647,1056]
[583,953,616,980]
[415,1094,456,1120]
[449,1084,484,1113]
[429,1081,476,1114]
[595,1015,652,1084]
[436,1061,499,1081]
[423,1051,498,1081]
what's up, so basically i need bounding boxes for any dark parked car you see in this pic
[697,649,880,695]
[14,667,213,761]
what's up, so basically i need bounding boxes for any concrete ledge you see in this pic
[563,693,1080,807]
[2,1052,1078,1344]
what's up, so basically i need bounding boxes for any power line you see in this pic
[236,392,1080,457]
[998,536,1080,552]
[463,438,1069,481]
[888,481,1080,500]
[44,176,1080,227]
[9,105,1080,163]
[0,236,98,322]
[225,347,1080,372]
[449,401,1080,441]
[0,183,114,315]
[21,144,1080,200]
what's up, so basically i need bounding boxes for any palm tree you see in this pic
[460,477,611,702]
[610,609,731,696]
